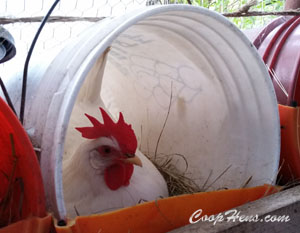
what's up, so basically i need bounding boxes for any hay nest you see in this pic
[146,153,202,196]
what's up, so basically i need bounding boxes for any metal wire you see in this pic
[20,0,60,124]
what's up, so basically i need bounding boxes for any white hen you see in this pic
[63,107,168,218]
[62,49,168,218]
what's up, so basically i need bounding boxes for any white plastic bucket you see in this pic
[4,5,280,220]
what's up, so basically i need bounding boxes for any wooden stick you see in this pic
[0,16,105,25]
[223,9,300,17]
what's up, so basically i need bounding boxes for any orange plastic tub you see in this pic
[0,214,52,233]
[56,184,279,233]
[278,104,300,182]
[0,97,46,227]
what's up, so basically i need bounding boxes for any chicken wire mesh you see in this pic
[0,0,284,78]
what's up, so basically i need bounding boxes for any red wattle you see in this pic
[104,163,134,190]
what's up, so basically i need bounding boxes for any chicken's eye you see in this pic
[97,145,115,157]
[103,146,111,154]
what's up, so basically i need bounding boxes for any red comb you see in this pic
[76,108,137,154]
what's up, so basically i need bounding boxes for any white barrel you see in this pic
[4,5,280,220]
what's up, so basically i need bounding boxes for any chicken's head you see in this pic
[75,108,142,191]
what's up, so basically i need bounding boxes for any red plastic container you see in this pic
[0,97,46,227]
[253,16,300,106]
[250,16,300,183]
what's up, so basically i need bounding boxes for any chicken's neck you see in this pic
[63,141,106,203]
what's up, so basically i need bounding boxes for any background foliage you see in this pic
[170,0,285,29]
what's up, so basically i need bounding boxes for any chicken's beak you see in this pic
[123,155,143,167]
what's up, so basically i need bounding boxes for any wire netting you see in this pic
[0,0,285,77]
